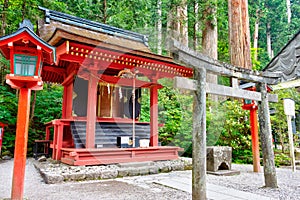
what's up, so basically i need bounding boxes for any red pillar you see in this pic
[62,82,74,119]
[150,85,159,146]
[86,74,98,148]
[250,107,261,172]
[11,87,31,200]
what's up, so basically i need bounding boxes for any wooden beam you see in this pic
[174,77,278,102]
[55,41,69,65]
[43,66,66,75]
[168,39,280,84]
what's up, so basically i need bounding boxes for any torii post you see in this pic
[169,39,279,199]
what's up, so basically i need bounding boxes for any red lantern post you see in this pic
[0,122,8,156]
[0,20,55,200]
[241,83,261,173]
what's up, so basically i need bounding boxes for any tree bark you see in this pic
[102,0,107,23]
[29,90,37,125]
[192,67,207,200]
[257,83,278,188]
[228,0,244,67]
[177,0,188,46]
[266,22,273,59]
[286,0,291,24]
[22,0,27,20]
[1,0,9,36]
[193,1,199,51]
[253,9,260,61]
[157,0,162,55]
[241,0,252,70]
[202,0,218,100]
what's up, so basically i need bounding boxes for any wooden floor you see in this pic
[60,146,183,166]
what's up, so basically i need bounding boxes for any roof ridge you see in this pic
[38,6,149,47]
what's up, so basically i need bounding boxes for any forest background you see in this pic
[0,0,300,166]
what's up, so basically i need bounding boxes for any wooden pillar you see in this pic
[62,86,67,118]
[150,85,159,146]
[11,88,31,200]
[55,123,64,160]
[62,82,74,119]
[66,83,74,118]
[257,83,278,188]
[192,67,207,200]
[86,74,98,148]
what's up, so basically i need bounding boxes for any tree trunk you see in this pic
[182,1,188,46]
[266,22,273,59]
[257,83,278,188]
[253,9,260,61]
[286,0,291,24]
[29,90,37,125]
[22,0,27,20]
[228,0,244,67]
[177,0,188,46]
[202,0,218,100]
[1,0,9,36]
[157,0,162,55]
[102,0,107,23]
[193,1,199,51]
[241,0,252,70]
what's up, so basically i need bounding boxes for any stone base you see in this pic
[207,170,240,176]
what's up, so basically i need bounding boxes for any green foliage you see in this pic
[212,100,252,163]
[270,88,300,154]
[27,84,62,155]
[0,85,17,153]
[274,151,291,167]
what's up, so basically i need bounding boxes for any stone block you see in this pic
[207,146,232,172]
[148,166,159,174]
[138,167,150,175]
[99,169,118,179]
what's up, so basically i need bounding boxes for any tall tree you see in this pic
[157,0,162,55]
[228,0,244,67]
[286,0,291,24]
[253,8,260,61]
[228,0,251,70]
[1,0,9,36]
[201,0,218,100]
[193,1,199,50]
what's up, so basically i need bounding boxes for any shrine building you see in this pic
[28,7,193,166]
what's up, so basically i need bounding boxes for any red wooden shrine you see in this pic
[35,7,193,166]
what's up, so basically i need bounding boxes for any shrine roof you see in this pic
[37,7,193,84]
[38,7,150,53]
[263,29,300,82]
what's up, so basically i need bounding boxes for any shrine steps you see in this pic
[60,146,182,166]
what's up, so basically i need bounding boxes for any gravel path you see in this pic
[1,158,300,200]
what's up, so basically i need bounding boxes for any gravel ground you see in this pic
[0,158,191,200]
[1,158,300,200]
[207,164,300,200]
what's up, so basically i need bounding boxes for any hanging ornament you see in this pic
[107,83,110,94]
